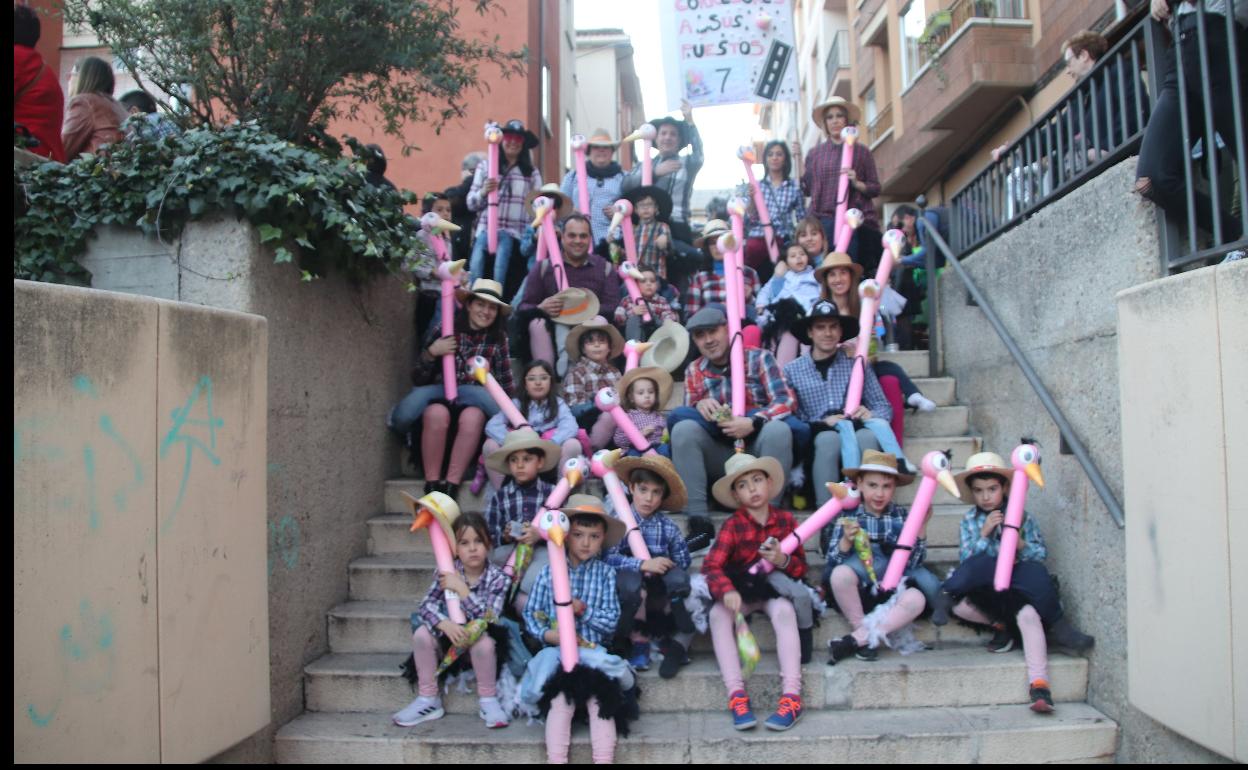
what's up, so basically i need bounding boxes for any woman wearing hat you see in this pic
[388,279,515,499]
[745,140,807,285]
[799,95,884,275]
[559,129,626,244]
[467,119,544,298]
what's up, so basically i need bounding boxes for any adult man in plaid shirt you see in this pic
[668,307,796,543]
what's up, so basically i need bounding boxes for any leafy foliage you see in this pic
[14,121,432,285]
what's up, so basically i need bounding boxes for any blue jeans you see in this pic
[387,383,500,435]
[824,546,942,607]
[468,229,519,293]
[834,418,907,470]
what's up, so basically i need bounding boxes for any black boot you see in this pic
[670,597,696,635]
[659,639,688,679]
[685,517,716,556]
[1047,617,1095,652]
[799,627,813,664]
[930,591,954,627]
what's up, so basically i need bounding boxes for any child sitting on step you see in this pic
[562,316,624,454]
[484,428,558,610]
[394,505,513,729]
[756,243,821,367]
[611,366,673,457]
[482,360,581,492]
[612,265,680,343]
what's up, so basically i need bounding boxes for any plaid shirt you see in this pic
[416,560,510,632]
[560,167,624,243]
[612,409,667,451]
[563,358,620,407]
[747,177,806,241]
[826,503,927,570]
[783,351,892,422]
[485,477,555,547]
[612,293,679,327]
[684,347,795,422]
[702,506,807,600]
[622,124,704,227]
[524,556,620,645]
[410,323,515,396]
[635,220,672,277]
[801,139,881,231]
[686,266,761,317]
[605,511,691,572]
[517,253,624,320]
[959,505,1047,563]
[467,162,543,237]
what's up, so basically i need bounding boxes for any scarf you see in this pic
[586,161,623,180]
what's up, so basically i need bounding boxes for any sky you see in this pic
[574,0,766,193]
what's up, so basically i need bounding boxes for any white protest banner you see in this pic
[660,0,799,110]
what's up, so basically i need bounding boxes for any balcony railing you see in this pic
[918,0,1028,71]
[867,102,893,145]
[825,29,850,85]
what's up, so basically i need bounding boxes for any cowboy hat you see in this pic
[455,278,512,316]
[484,427,562,476]
[559,494,627,548]
[712,453,786,509]
[694,219,732,248]
[622,185,674,224]
[810,95,861,130]
[585,129,618,148]
[613,453,687,512]
[793,299,859,346]
[565,315,625,360]
[499,118,539,149]
[843,450,916,487]
[550,286,600,326]
[953,452,1012,504]
[813,251,864,286]
[400,490,461,545]
[525,183,573,220]
[647,116,692,148]
[639,319,691,373]
[615,365,674,414]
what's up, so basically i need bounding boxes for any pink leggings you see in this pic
[586,411,616,452]
[830,565,926,644]
[421,405,486,484]
[410,625,497,698]
[878,375,905,447]
[481,437,583,491]
[709,599,801,698]
[954,600,1049,683]
[546,694,615,764]
[774,332,807,368]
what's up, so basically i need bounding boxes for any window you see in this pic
[541,64,552,134]
[899,1,926,87]
[565,115,573,172]
[864,85,878,127]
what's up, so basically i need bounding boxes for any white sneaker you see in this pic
[478,696,510,728]
[393,695,444,727]
[907,393,936,412]
[788,465,806,489]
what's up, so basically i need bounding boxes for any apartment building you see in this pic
[572,28,644,169]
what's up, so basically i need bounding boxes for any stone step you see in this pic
[303,647,1088,715]
[876,350,932,379]
[347,552,961,603]
[901,405,969,437]
[277,703,1117,763]
[911,376,956,406]
[367,504,969,556]
[325,599,989,655]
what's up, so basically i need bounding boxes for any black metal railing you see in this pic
[825,29,849,85]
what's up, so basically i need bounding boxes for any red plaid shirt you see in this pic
[702,506,808,600]
[683,348,795,422]
[410,324,515,396]
[801,139,881,231]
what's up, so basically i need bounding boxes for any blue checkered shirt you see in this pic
[605,512,692,572]
[959,505,1047,563]
[826,503,927,570]
[783,351,893,422]
[747,177,807,241]
[485,478,555,547]
[524,556,620,645]
[416,560,511,632]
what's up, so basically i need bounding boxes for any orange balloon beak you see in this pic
[472,367,489,385]
[937,469,959,497]
[827,481,847,499]
[1025,463,1045,488]
[410,508,433,533]
[565,468,583,489]
[547,525,566,548]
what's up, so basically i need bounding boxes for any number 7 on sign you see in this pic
[716,68,732,93]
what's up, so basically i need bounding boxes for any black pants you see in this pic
[615,567,691,642]
[943,552,1062,626]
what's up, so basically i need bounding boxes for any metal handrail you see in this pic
[919,214,1126,528]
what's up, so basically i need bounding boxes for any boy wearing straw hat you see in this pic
[563,315,625,452]
[483,429,559,598]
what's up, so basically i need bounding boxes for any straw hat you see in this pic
[550,286,600,326]
[694,219,732,248]
[559,494,627,548]
[400,490,461,545]
[793,299,859,346]
[614,454,687,512]
[810,95,861,130]
[712,453,786,509]
[615,365,673,413]
[455,278,512,316]
[484,427,561,476]
[525,183,573,220]
[953,452,1012,504]
[565,315,625,360]
[586,129,618,148]
[639,319,691,373]
[843,450,916,487]
[813,251,864,286]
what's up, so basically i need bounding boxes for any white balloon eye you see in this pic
[1019,446,1038,464]
[932,453,950,471]
[556,512,570,530]
[539,510,558,530]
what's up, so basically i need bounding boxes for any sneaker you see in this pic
[828,633,870,665]
[685,517,716,556]
[907,392,937,412]
[629,641,651,671]
[1029,680,1055,714]
[792,492,809,510]
[393,695,444,727]
[987,626,1015,653]
[764,693,803,731]
[659,639,688,679]
[728,690,758,730]
[478,696,510,728]
[855,644,879,662]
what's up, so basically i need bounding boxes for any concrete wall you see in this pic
[1119,260,1248,761]
[77,214,416,761]
[14,280,269,762]
[937,157,1229,763]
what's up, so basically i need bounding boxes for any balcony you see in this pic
[824,30,851,98]
[867,102,893,146]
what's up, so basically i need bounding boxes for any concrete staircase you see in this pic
[275,351,1118,763]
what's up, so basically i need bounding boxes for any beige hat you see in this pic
[614,454,687,512]
[639,319,691,374]
[401,490,461,545]
[565,315,626,360]
[813,251,864,286]
[586,129,618,148]
[615,365,673,413]
[843,450,916,487]
[559,494,627,548]
[712,453,786,509]
[456,278,512,316]
[694,219,732,248]
[525,183,573,219]
[953,452,1012,504]
[550,286,601,326]
[810,94,862,130]
[484,427,562,476]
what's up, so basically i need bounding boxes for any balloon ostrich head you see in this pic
[535,508,571,548]
[531,195,555,228]
[594,387,622,412]
[727,197,749,219]
[737,145,757,163]
[1012,444,1045,488]
[570,134,587,152]
[845,208,864,230]
[827,481,862,510]
[859,278,881,300]
[716,232,739,255]
[562,456,588,490]
[620,263,644,282]
[589,448,623,478]
[434,259,465,282]
[609,199,634,233]
[840,126,859,144]
[484,122,503,144]
[470,356,491,384]
[622,123,657,143]
[921,451,961,497]
[420,212,460,236]
[882,228,906,258]
[624,339,651,357]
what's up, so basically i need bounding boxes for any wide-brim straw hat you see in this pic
[559,494,627,548]
[525,183,573,220]
[953,452,1012,504]
[455,278,512,316]
[565,315,625,360]
[793,299,859,346]
[622,185,674,224]
[614,454,687,512]
[484,427,562,476]
[586,129,618,148]
[500,118,540,149]
[814,251,864,286]
[400,490,461,545]
[843,450,915,487]
[810,95,861,130]
[712,453,786,509]
[694,219,732,248]
[639,319,691,373]
[615,365,673,413]
[551,286,600,326]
